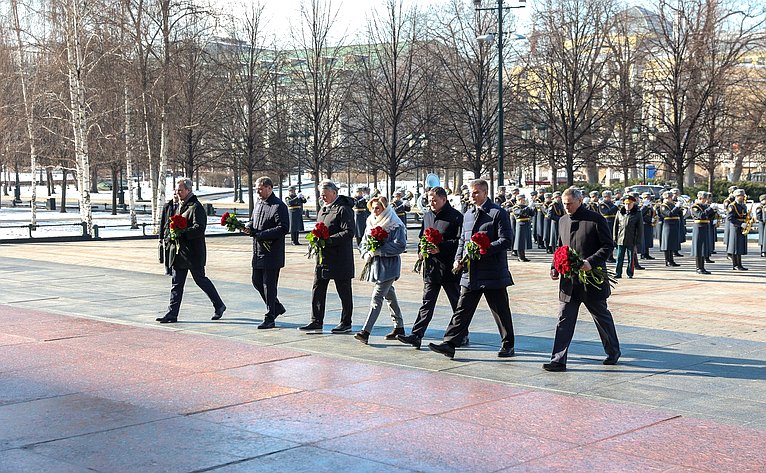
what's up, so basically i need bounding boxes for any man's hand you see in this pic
[550,269,559,280]
[453,260,463,273]
[741,222,748,229]
[582,260,592,271]
[427,245,440,255]
[242,227,252,235]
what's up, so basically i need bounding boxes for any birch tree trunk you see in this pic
[11,0,37,225]
[125,88,138,229]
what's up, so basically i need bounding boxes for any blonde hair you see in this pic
[367,196,389,212]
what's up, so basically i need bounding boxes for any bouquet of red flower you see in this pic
[553,245,616,288]
[169,214,188,254]
[453,231,491,274]
[414,227,443,273]
[306,221,330,264]
[360,226,389,280]
[220,212,245,232]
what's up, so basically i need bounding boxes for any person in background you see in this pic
[353,186,370,246]
[285,186,306,246]
[612,194,642,279]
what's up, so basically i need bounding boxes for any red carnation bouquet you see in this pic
[414,227,443,273]
[306,221,330,264]
[553,245,616,288]
[220,212,245,232]
[169,214,188,254]
[453,231,491,274]
[360,226,389,280]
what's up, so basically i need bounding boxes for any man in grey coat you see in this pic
[428,179,516,360]
[243,176,289,329]
[299,180,356,333]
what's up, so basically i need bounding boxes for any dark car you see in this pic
[625,185,665,199]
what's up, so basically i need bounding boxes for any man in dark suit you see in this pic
[243,177,289,329]
[428,179,516,359]
[299,180,356,334]
[285,186,306,245]
[544,187,620,372]
[398,186,463,349]
[157,178,226,323]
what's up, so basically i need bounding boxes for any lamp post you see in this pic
[475,0,526,193]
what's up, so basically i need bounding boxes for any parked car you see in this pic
[625,184,665,199]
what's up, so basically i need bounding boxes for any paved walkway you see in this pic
[1,235,765,472]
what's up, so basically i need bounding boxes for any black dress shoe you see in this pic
[257,318,276,329]
[156,316,177,324]
[212,304,227,320]
[674,252,683,257]
[263,306,287,319]
[397,334,422,349]
[428,342,455,359]
[497,346,515,358]
[354,330,370,344]
[384,327,405,340]
[735,266,749,271]
[518,257,530,262]
[614,274,622,279]
[705,258,715,263]
[634,265,645,270]
[543,362,566,372]
[299,321,323,331]
[603,352,621,365]
[645,255,656,260]
[331,323,352,334]
[696,268,711,275]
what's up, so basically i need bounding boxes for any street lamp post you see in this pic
[475,0,526,193]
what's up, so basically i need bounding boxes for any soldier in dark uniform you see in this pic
[542,192,553,253]
[509,187,520,206]
[285,186,307,245]
[727,189,750,270]
[530,190,544,248]
[507,187,519,256]
[353,186,370,246]
[513,194,535,262]
[757,194,766,257]
[705,192,718,258]
[659,191,683,267]
[598,190,618,263]
[613,189,624,204]
[671,188,686,257]
[690,191,716,274]
[547,191,565,253]
[459,185,471,213]
[586,190,600,213]
[722,185,737,258]
[392,190,411,226]
[638,192,656,260]
[495,186,507,206]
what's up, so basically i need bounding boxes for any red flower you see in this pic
[424,227,443,245]
[370,226,389,241]
[471,232,491,255]
[553,246,573,275]
[220,212,230,226]
[169,214,188,231]
[312,222,330,240]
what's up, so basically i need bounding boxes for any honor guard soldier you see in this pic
[509,187,520,206]
[392,190,411,226]
[690,191,716,274]
[286,186,307,245]
[704,192,717,261]
[757,194,766,257]
[531,190,544,248]
[353,186,370,246]
[495,186,507,206]
[722,185,737,257]
[629,192,646,271]
[613,193,643,278]
[547,191,565,253]
[613,189,624,208]
[638,192,656,260]
[586,190,600,212]
[659,191,684,267]
[507,187,520,256]
[598,190,619,262]
[671,188,686,256]
[727,189,750,270]
[512,194,535,262]
[542,192,554,252]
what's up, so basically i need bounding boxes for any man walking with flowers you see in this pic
[428,179,516,359]
[157,178,226,323]
[545,187,621,372]
[242,176,289,329]
[299,180,356,334]
[398,187,463,349]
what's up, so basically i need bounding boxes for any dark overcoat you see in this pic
[513,205,535,251]
[419,203,463,285]
[159,199,177,273]
[639,204,655,253]
[613,205,643,248]
[168,194,208,270]
[246,193,289,269]
[353,196,370,240]
[547,201,565,247]
[659,202,683,251]
[315,195,356,280]
[285,193,306,233]
[726,202,749,255]
[690,203,715,257]
[456,198,514,290]
[555,205,614,302]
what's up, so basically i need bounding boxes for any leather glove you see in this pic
[741,222,748,229]
[363,252,373,262]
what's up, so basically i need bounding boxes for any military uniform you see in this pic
[598,198,618,263]
[547,197,565,252]
[757,195,766,257]
[659,198,684,266]
[722,187,737,254]
[512,201,535,261]
[690,197,716,274]
[638,198,656,259]
[533,194,546,248]
[286,192,307,245]
[727,193,749,270]
[353,194,370,245]
[392,196,411,225]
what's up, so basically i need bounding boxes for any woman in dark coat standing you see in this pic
[613,194,643,278]
[299,180,356,333]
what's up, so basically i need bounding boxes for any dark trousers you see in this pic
[550,286,620,365]
[443,287,514,349]
[615,245,634,277]
[411,277,461,339]
[166,265,225,319]
[252,266,283,319]
[291,231,300,245]
[311,276,353,325]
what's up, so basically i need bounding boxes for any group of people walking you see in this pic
[158,177,624,372]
